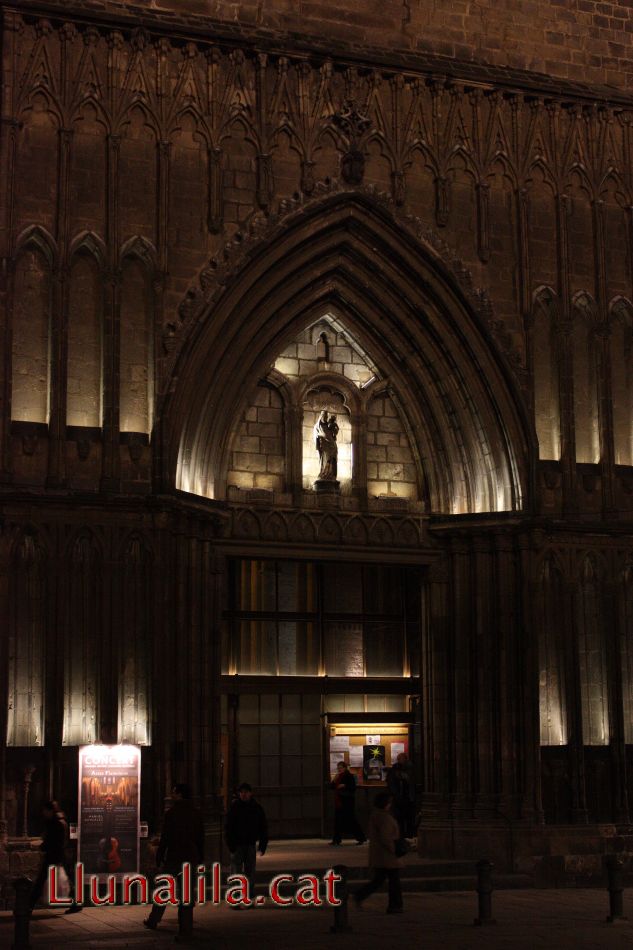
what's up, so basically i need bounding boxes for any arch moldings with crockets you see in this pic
[159,191,534,514]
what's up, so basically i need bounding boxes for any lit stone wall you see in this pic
[611,304,633,467]
[533,295,561,461]
[6,536,46,747]
[227,384,286,491]
[620,566,633,745]
[62,537,99,746]
[538,559,567,746]
[11,248,50,424]
[274,319,375,387]
[67,254,102,428]
[367,393,418,500]
[120,259,153,434]
[576,560,610,745]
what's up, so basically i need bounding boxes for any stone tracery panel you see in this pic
[120,256,153,434]
[572,295,600,465]
[576,557,609,746]
[67,251,102,428]
[63,535,99,745]
[620,564,633,746]
[533,289,560,461]
[118,107,157,247]
[611,299,633,467]
[15,95,58,234]
[537,557,567,746]
[7,534,46,747]
[11,245,51,424]
[118,536,151,745]
[69,104,107,237]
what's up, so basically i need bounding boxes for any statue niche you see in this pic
[314,410,339,490]
[302,386,351,493]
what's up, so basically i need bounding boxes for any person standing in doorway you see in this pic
[329,761,366,845]
[143,784,204,942]
[225,782,268,903]
[353,791,404,913]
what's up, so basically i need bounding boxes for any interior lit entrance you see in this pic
[219,555,423,837]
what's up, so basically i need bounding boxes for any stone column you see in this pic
[605,575,630,824]
[450,536,475,815]
[473,534,497,814]
[96,525,117,745]
[45,532,65,799]
[565,577,588,823]
[553,167,578,516]
[0,528,11,845]
[517,531,543,823]
[151,509,175,825]
[47,127,73,488]
[423,555,451,814]
[101,131,122,491]
[203,549,227,861]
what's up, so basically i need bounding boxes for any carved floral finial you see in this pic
[331,99,372,186]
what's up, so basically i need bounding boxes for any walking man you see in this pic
[354,792,404,913]
[387,752,416,838]
[144,784,204,942]
[29,801,75,912]
[225,782,268,902]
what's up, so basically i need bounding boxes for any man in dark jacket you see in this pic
[29,801,69,910]
[330,762,366,845]
[225,782,268,902]
[144,784,204,940]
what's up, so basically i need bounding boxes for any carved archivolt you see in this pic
[168,182,523,381]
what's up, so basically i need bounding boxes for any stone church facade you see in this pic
[2,0,633,870]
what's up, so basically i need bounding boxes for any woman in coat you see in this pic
[353,791,404,913]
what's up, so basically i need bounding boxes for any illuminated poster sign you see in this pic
[78,744,141,876]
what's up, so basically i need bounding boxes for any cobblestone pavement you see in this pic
[3,889,633,949]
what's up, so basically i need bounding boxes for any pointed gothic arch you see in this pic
[160,192,533,514]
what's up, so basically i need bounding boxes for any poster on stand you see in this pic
[78,745,141,877]
[363,744,386,782]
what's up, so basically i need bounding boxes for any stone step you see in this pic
[251,860,483,882]
[247,871,534,894]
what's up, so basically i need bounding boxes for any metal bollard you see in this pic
[474,859,496,926]
[606,855,627,923]
[12,876,32,950]
[330,864,352,933]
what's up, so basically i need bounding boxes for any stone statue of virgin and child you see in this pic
[313,410,339,488]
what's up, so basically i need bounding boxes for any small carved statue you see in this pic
[314,410,339,481]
